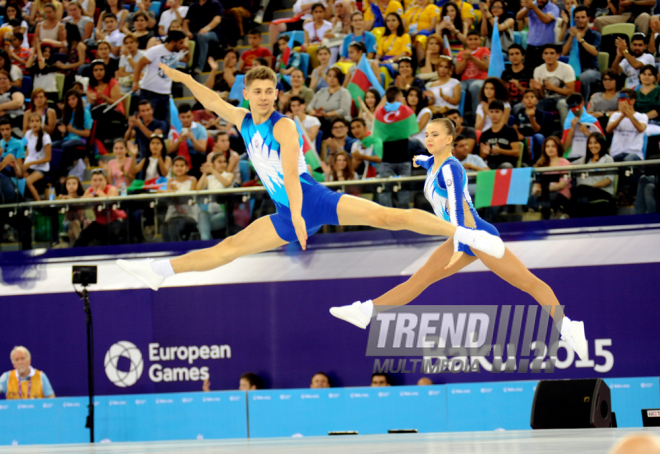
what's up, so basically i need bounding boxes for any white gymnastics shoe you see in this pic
[329,301,372,329]
[464,229,505,259]
[116,259,165,291]
[561,320,588,361]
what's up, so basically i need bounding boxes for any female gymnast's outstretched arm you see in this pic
[330,118,588,360]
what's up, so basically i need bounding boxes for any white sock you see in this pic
[360,300,374,317]
[150,259,175,278]
[453,226,472,244]
[559,316,572,336]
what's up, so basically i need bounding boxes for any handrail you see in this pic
[1,159,658,210]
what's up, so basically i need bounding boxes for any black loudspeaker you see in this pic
[530,378,613,429]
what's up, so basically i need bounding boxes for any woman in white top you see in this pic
[162,156,198,242]
[303,3,333,47]
[424,55,460,113]
[197,153,235,240]
[131,134,172,181]
[572,133,615,196]
[23,113,52,201]
[475,77,511,132]
[406,87,432,144]
[2,4,29,48]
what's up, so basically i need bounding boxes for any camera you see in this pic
[72,266,98,286]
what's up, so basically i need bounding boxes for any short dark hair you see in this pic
[541,43,560,53]
[103,12,117,20]
[455,134,467,142]
[178,103,192,114]
[13,32,23,42]
[138,99,153,108]
[631,32,648,44]
[350,117,366,127]
[573,5,590,16]
[507,43,525,56]
[247,28,261,36]
[620,88,637,100]
[0,117,11,128]
[523,88,540,99]
[311,2,325,10]
[166,29,186,43]
[566,93,584,106]
[371,372,391,384]
[254,57,269,67]
[385,85,402,103]
[467,30,481,38]
[8,18,21,27]
[240,372,261,389]
[488,100,505,111]
[348,41,367,54]
[445,108,461,117]
[289,95,305,105]
[332,118,349,128]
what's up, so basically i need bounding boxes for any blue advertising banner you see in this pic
[247,385,447,437]
[0,391,247,445]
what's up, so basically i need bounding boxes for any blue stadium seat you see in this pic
[315,129,323,153]
[458,90,466,117]
[239,160,251,184]
[298,53,310,79]
[149,1,162,15]
[20,75,32,99]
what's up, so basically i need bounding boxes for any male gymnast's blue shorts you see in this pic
[460,217,500,257]
[269,173,344,243]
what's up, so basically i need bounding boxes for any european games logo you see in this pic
[104,341,144,387]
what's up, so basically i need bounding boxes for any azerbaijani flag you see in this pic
[373,103,419,142]
[488,17,505,78]
[281,32,296,67]
[568,6,582,79]
[475,167,533,208]
[294,116,325,182]
[359,134,383,178]
[347,55,385,106]
[127,177,169,192]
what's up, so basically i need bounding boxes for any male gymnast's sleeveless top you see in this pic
[240,110,309,208]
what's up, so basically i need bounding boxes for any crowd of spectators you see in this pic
[0,0,658,248]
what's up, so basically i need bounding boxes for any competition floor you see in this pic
[2,428,660,454]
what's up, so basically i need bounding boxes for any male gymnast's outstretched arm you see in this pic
[158,63,248,129]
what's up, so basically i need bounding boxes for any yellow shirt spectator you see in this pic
[403,3,441,35]
[364,0,404,28]
[377,33,412,58]
[455,0,478,26]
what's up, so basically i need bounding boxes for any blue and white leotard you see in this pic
[240,110,342,242]
[415,154,499,256]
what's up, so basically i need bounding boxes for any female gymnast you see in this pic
[330,118,588,360]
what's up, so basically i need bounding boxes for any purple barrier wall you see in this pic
[1,261,659,397]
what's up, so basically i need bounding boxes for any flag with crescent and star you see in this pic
[373,102,419,142]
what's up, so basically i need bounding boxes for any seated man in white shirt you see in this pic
[611,33,655,89]
[289,95,320,141]
[605,89,648,162]
[97,13,126,58]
